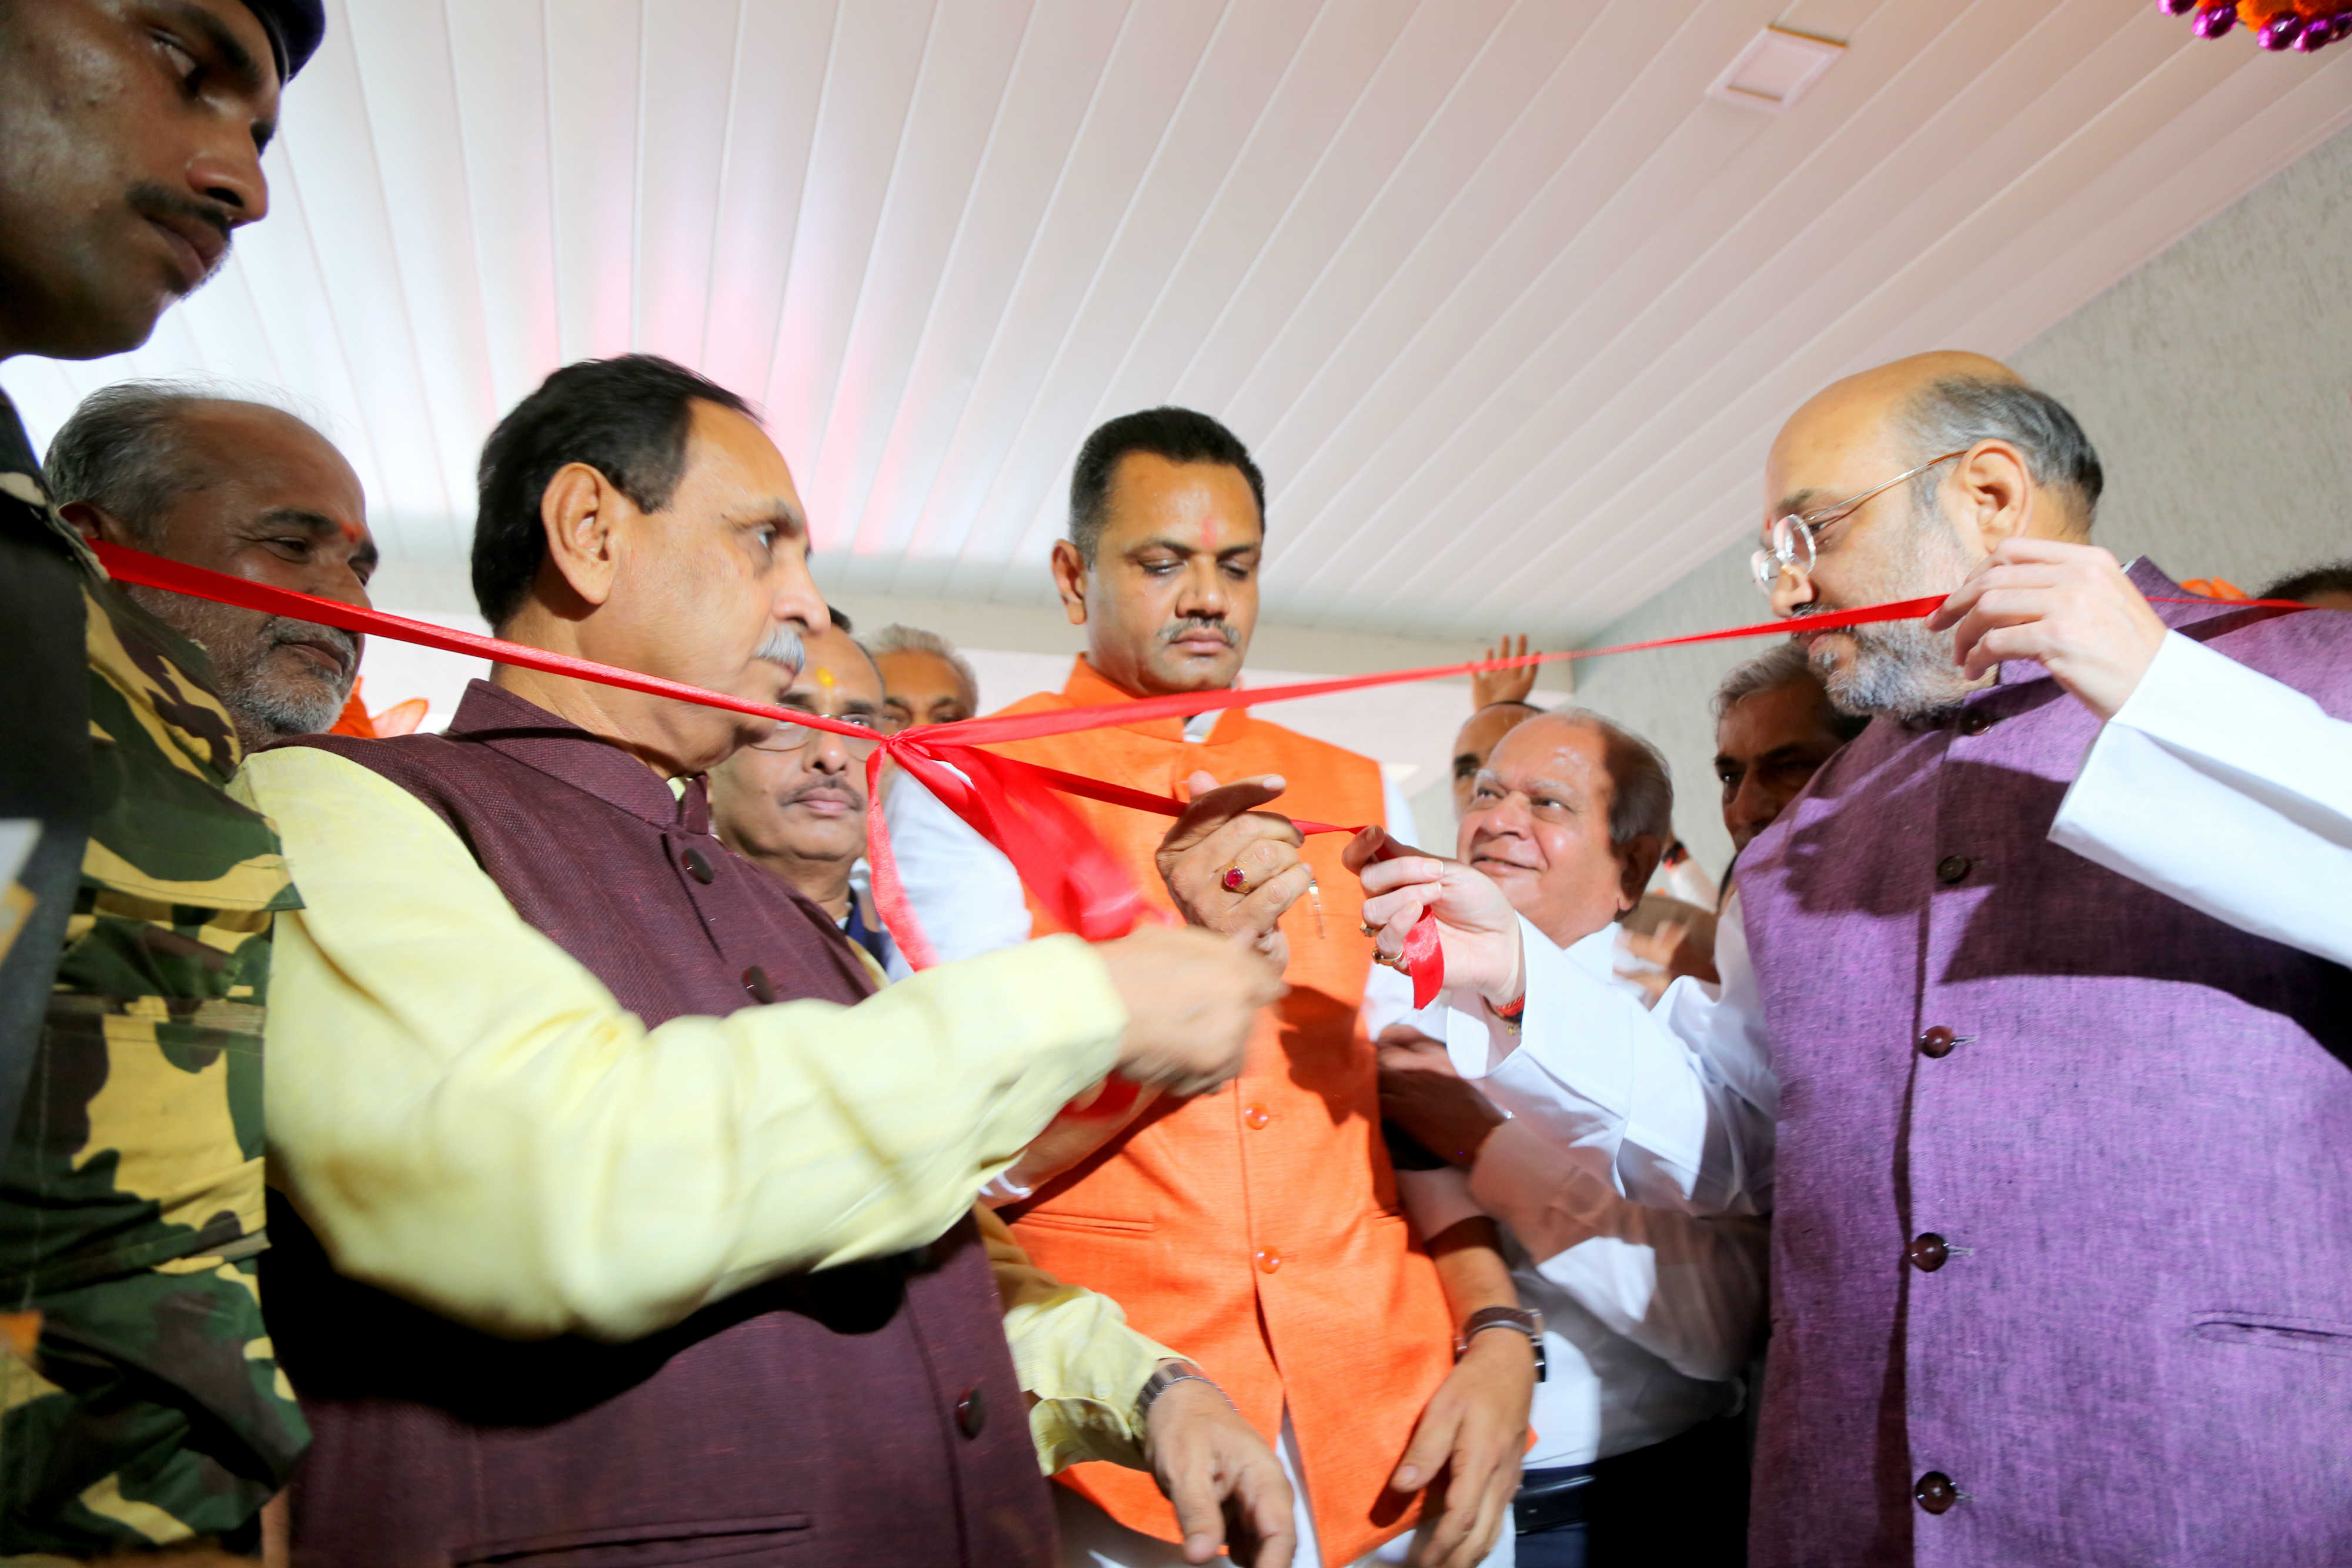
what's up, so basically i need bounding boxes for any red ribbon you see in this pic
[80,540,1945,1006]
[126,543,2303,1045]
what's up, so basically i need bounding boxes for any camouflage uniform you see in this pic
[0,392,306,1557]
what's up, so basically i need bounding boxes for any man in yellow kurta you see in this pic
[235,356,1296,1567]
[884,408,1537,1568]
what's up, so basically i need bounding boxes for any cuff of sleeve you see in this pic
[1011,1295,1178,1475]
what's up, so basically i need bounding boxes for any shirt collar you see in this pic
[444,678,711,834]
[1561,921,1622,978]
[1058,654,1252,744]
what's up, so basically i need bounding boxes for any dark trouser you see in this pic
[1513,1416,1749,1567]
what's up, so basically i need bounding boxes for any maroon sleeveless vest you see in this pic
[268,681,1055,1568]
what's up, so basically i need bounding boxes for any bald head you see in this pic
[1768,352,2100,542]
[1758,353,2106,720]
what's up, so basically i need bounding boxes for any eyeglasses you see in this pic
[1750,449,1969,595]
[747,712,887,755]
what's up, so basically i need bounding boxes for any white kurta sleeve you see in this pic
[1466,1121,1769,1383]
[1448,908,1775,1218]
[881,771,1035,978]
[2050,626,2352,969]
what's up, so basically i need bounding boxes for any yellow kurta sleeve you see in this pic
[233,745,1127,1343]
[975,1205,1175,1474]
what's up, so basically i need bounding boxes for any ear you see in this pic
[1950,440,2036,553]
[537,463,627,610]
[1617,833,1665,912]
[1049,539,1090,628]
[58,499,133,545]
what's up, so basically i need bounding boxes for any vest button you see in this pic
[1913,1471,1958,1514]
[1254,1248,1282,1275]
[954,1385,987,1439]
[682,847,716,884]
[743,966,776,1005]
[1959,708,1996,737]
[1935,854,1972,884]
[1917,1025,1957,1058]
[1242,1104,1271,1130]
[1906,1233,1950,1272]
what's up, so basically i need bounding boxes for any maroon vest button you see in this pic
[681,847,715,884]
[955,1385,987,1439]
[1914,1471,1958,1513]
[1936,854,1972,884]
[1917,1025,1957,1058]
[1959,708,1996,737]
[1906,1233,1950,1272]
[743,966,775,1005]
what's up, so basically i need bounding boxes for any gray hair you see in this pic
[44,379,323,542]
[1900,376,2104,530]
[1713,641,1870,740]
[861,623,979,708]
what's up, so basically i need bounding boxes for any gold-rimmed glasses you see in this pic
[1750,449,1969,594]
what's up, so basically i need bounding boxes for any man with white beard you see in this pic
[1354,352,2352,1568]
[46,381,377,751]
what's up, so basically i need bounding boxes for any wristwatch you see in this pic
[1456,1305,1546,1382]
[1136,1358,1232,1425]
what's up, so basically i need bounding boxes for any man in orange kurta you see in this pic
[884,409,1536,1568]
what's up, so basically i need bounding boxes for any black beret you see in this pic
[236,0,325,83]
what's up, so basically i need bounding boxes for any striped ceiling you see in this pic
[8,0,2351,640]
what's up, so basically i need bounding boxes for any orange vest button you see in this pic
[1254,1248,1282,1274]
[1242,1104,1271,1130]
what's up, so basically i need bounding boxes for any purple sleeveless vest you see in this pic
[268,681,1056,1568]
[1736,563,2352,1567]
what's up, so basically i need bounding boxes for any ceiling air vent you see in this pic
[1705,25,1846,113]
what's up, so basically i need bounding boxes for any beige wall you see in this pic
[1572,121,2352,884]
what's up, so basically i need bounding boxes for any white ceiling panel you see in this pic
[8,0,2350,642]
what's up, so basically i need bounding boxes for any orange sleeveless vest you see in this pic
[993,658,1455,1564]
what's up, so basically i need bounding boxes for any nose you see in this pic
[186,137,269,227]
[770,555,828,642]
[1769,563,1816,620]
[805,730,853,775]
[1175,556,1231,621]
[1484,792,1532,836]
[313,537,374,610]
[1728,775,1773,843]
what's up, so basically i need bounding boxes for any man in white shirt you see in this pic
[1351,352,2352,1567]
[1374,710,1765,1567]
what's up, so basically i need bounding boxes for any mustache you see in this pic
[267,616,358,676]
[1160,617,1234,647]
[128,182,233,266]
[781,777,863,807]
[753,623,806,674]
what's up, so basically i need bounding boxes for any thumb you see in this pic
[1391,1401,1460,1493]
[1340,824,1389,874]
[1163,1457,1228,1564]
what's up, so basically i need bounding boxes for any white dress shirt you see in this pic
[1387,927,1766,1468]
[1478,626,2352,1221]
